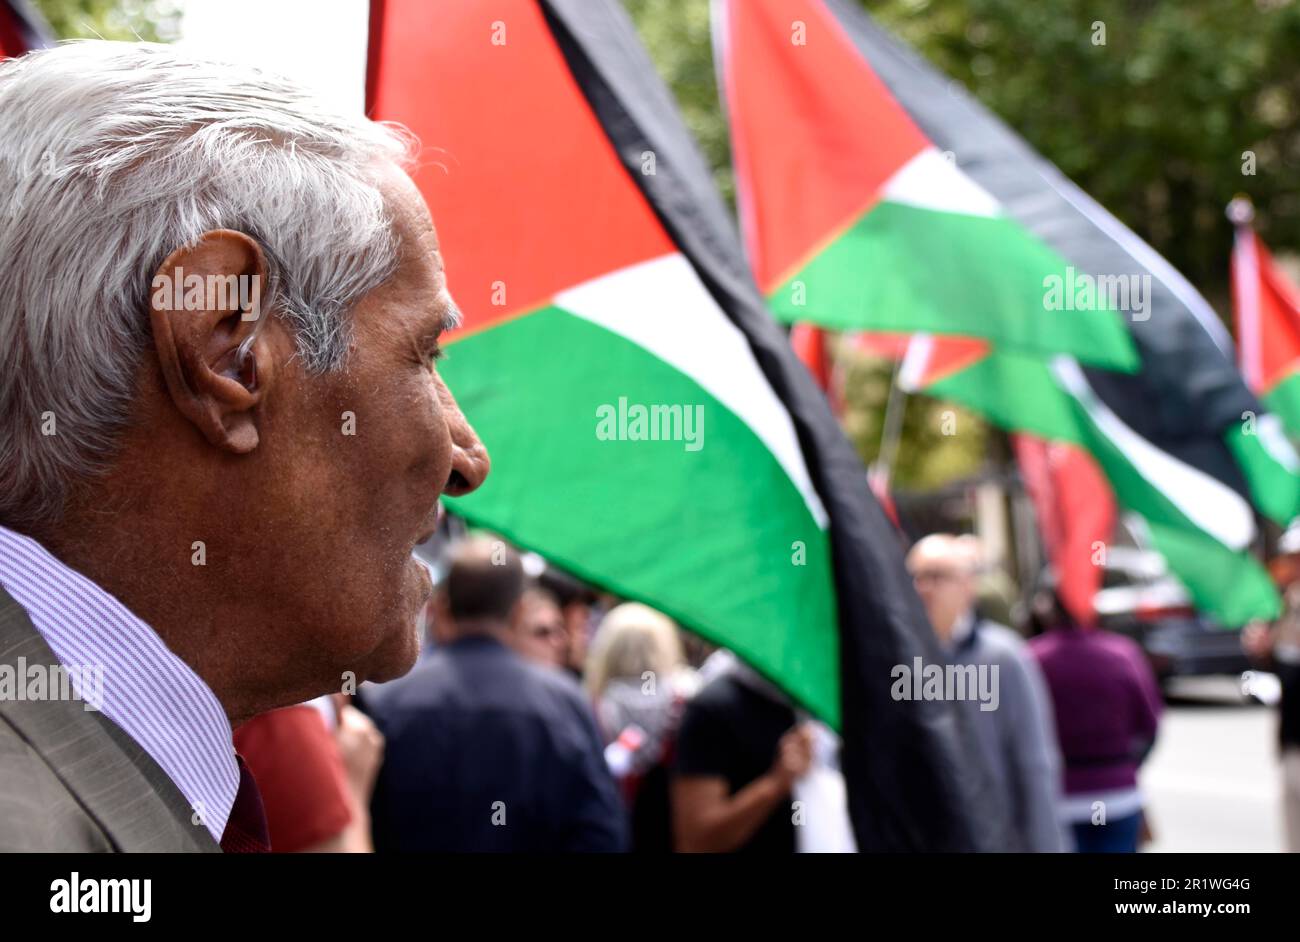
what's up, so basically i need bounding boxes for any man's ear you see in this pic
[149,229,282,454]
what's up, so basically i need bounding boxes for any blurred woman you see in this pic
[585,603,696,851]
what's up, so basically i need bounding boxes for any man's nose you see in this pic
[435,375,489,497]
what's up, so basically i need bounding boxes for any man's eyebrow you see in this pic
[438,297,463,332]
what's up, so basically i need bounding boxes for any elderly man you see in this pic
[905,534,1064,852]
[0,42,488,851]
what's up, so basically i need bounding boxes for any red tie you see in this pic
[220,754,271,853]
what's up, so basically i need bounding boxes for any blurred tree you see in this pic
[31,0,179,42]
[623,0,735,206]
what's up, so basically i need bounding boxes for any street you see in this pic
[1140,676,1285,852]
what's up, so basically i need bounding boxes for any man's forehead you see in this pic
[376,168,461,333]
[910,559,962,573]
[908,537,955,565]
[379,161,443,261]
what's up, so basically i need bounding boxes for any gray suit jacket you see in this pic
[0,585,221,852]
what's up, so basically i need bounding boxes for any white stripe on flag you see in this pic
[555,252,829,528]
[898,333,932,392]
[881,147,1000,219]
[1052,357,1256,551]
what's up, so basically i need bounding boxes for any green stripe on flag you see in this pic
[1226,417,1300,527]
[926,351,1087,447]
[1141,518,1280,625]
[769,200,1139,372]
[1075,399,1275,624]
[1264,371,1300,444]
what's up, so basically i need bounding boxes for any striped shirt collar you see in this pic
[0,524,237,842]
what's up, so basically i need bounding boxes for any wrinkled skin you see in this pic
[39,163,488,727]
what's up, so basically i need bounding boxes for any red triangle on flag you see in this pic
[367,0,672,337]
[854,331,989,386]
[790,321,832,390]
[1233,227,1300,398]
[718,0,928,294]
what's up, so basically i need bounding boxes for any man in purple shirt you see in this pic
[0,42,488,850]
[1028,592,1163,853]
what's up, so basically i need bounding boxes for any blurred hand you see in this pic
[334,703,385,800]
[770,724,815,790]
[1242,621,1273,662]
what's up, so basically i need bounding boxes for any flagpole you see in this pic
[1227,196,1260,392]
[874,349,910,490]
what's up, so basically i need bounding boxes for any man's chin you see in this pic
[343,557,430,687]
[369,558,432,681]
[362,619,422,685]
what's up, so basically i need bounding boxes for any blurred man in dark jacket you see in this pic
[365,536,627,852]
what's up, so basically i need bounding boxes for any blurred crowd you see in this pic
[231,528,1299,853]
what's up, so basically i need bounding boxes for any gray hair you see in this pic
[0,41,417,528]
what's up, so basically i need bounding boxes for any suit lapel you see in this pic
[0,585,221,852]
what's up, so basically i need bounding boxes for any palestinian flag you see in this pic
[368,0,1004,850]
[719,0,1300,624]
[716,0,1136,371]
[0,0,49,59]
[1231,201,1300,441]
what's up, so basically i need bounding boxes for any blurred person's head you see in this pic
[509,587,567,668]
[585,603,685,700]
[906,533,981,642]
[539,567,598,674]
[0,42,491,724]
[433,536,525,644]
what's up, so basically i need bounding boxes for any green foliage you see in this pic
[31,0,179,42]
[623,0,735,206]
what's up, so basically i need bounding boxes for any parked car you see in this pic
[1093,545,1249,681]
